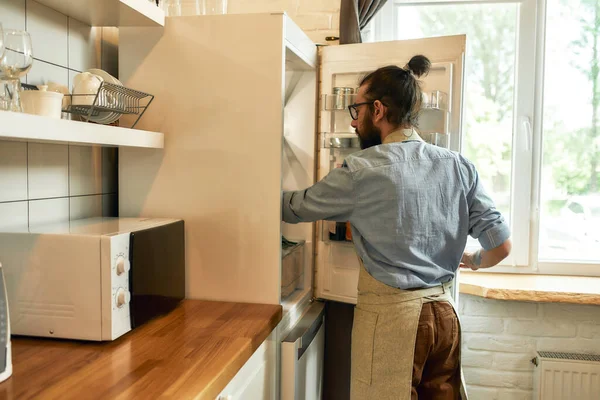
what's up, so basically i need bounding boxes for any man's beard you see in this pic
[356,113,382,149]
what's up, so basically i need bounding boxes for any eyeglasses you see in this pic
[348,101,375,120]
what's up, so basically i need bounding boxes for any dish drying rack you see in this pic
[63,82,154,129]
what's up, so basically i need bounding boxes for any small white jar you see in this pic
[20,85,64,119]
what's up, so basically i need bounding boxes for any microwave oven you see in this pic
[0,217,185,341]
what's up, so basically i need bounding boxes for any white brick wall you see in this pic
[459,294,600,400]
[227,0,340,44]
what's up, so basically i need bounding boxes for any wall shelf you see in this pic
[34,0,165,27]
[0,111,164,148]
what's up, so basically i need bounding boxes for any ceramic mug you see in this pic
[46,81,71,109]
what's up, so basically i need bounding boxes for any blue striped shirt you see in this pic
[282,131,511,289]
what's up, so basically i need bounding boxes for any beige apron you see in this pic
[350,261,468,400]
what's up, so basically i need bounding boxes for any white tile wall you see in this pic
[0,0,26,31]
[69,146,102,196]
[27,59,70,88]
[459,294,600,400]
[0,1,102,86]
[0,141,118,230]
[70,195,102,220]
[68,18,99,73]
[27,142,69,199]
[28,197,69,228]
[0,141,28,202]
[0,201,28,232]
[26,0,68,66]
[0,1,119,232]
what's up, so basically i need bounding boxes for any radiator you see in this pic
[533,352,600,400]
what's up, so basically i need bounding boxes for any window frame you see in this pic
[365,0,600,277]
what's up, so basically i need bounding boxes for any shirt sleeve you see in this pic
[282,166,356,224]
[460,157,511,250]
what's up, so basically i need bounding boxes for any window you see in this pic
[538,0,600,266]
[365,0,600,275]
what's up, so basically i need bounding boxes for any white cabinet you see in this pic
[216,331,277,400]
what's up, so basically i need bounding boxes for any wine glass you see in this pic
[0,29,33,112]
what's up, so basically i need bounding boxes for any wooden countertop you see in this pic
[1,300,282,400]
[460,271,600,305]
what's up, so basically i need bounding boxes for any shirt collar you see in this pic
[382,128,424,144]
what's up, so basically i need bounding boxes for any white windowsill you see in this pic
[459,271,600,305]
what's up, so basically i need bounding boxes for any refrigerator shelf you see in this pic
[322,239,355,248]
[321,94,357,111]
[281,240,305,301]
[321,132,360,149]
[320,90,449,112]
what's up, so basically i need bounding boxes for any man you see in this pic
[282,56,511,400]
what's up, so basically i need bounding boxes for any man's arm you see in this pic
[460,158,512,270]
[461,239,512,270]
[282,166,355,224]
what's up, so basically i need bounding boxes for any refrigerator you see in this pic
[117,13,465,400]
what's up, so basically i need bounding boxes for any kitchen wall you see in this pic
[0,0,118,231]
[0,0,338,231]
[6,3,599,399]
[459,294,600,400]
[181,0,341,43]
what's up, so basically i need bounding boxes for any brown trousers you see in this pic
[412,301,462,400]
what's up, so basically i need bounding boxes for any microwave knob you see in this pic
[116,257,130,276]
[116,288,130,308]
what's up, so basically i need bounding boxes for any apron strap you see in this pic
[359,281,451,305]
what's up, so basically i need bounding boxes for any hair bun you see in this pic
[407,55,431,78]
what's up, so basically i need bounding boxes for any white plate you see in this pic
[85,69,122,124]
[85,69,123,86]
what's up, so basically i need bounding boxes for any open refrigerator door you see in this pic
[280,21,319,315]
[314,35,467,305]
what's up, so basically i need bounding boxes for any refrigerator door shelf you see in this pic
[320,133,360,149]
[422,90,449,112]
[321,93,357,111]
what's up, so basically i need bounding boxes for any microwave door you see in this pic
[128,220,185,328]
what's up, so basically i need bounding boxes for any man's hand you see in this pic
[460,250,483,271]
[460,240,512,271]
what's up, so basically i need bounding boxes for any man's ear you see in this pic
[372,100,387,123]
